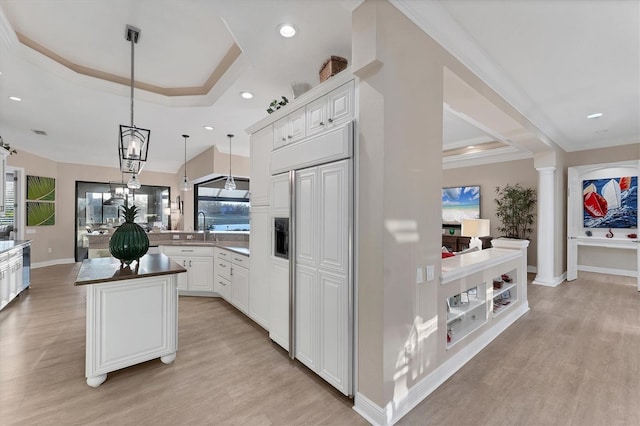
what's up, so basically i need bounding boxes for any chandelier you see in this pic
[118,25,150,184]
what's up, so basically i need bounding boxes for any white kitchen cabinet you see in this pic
[249,206,270,329]
[270,173,290,215]
[160,246,214,295]
[250,125,273,206]
[0,246,27,311]
[305,81,354,138]
[0,255,9,310]
[214,274,230,301]
[326,80,354,127]
[269,257,290,350]
[214,249,231,302]
[274,107,305,150]
[8,249,22,300]
[215,247,250,315]
[294,160,351,394]
[231,259,249,314]
[305,96,328,137]
[0,148,7,216]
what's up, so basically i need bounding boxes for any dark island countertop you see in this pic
[75,253,186,286]
[0,240,31,255]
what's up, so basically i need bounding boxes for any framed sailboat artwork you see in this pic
[582,176,638,228]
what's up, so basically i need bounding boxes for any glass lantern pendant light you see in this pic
[119,25,150,176]
[180,134,192,192]
[224,134,236,190]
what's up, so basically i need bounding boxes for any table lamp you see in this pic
[462,219,490,251]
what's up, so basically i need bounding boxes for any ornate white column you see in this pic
[533,166,557,286]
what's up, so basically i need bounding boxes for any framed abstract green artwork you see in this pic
[27,175,55,226]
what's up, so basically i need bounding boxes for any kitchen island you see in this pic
[75,253,186,387]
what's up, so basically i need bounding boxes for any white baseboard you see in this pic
[31,258,76,269]
[532,272,566,287]
[578,265,638,278]
[527,265,537,273]
[353,393,387,426]
[353,303,529,425]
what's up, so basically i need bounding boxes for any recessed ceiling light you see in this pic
[278,24,296,38]
[9,96,21,101]
[587,112,603,119]
[467,145,475,149]
[203,126,214,131]
[240,91,254,99]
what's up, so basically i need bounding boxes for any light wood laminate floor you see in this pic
[1,265,639,425]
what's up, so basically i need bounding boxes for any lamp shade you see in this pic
[461,219,490,238]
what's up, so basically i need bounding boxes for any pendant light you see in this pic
[180,134,192,192]
[119,25,150,176]
[224,134,236,191]
[127,173,141,190]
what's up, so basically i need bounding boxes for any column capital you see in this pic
[535,166,556,174]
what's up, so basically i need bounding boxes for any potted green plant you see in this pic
[266,96,289,114]
[494,183,537,239]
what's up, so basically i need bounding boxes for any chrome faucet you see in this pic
[198,211,206,241]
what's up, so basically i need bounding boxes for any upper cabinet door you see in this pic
[288,108,306,143]
[274,108,306,149]
[327,81,354,127]
[306,96,328,137]
[273,117,289,150]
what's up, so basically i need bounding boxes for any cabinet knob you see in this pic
[319,121,324,126]
[328,118,334,123]
[287,135,292,139]
[189,260,192,267]
[281,137,286,141]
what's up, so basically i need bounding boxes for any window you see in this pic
[0,171,15,227]
[75,181,170,261]
[194,177,250,231]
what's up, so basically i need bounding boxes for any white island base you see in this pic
[75,254,183,387]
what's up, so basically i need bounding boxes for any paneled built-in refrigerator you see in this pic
[269,122,354,396]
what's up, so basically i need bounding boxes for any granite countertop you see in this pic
[0,240,31,255]
[75,253,186,286]
[222,246,249,256]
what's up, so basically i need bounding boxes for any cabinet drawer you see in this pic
[231,253,250,269]
[215,276,231,301]
[161,246,214,257]
[217,259,231,281]
[215,247,231,261]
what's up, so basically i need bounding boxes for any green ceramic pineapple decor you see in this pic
[109,204,149,266]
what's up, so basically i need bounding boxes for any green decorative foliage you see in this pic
[26,202,55,226]
[121,204,139,223]
[27,175,55,201]
[266,96,289,114]
[494,183,537,239]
